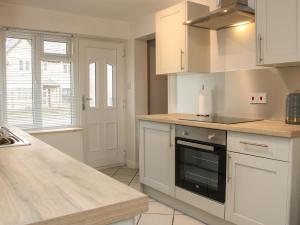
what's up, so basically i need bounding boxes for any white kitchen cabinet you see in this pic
[225,152,289,225]
[156,1,210,75]
[139,121,175,196]
[256,0,299,66]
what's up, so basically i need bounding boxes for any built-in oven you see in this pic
[175,125,227,203]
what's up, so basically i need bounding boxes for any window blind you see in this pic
[2,31,77,130]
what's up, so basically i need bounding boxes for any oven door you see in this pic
[175,138,226,203]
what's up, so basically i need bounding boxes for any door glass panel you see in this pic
[106,64,113,107]
[89,62,96,108]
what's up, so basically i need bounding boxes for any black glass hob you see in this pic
[179,116,261,124]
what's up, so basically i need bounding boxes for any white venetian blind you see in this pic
[5,37,34,129]
[3,32,76,130]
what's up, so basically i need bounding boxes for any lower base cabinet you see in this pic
[225,152,289,225]
[138,123,300,225]
[139,121,175,196]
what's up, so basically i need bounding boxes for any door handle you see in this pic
[240,141,268,148]
[180,49,184,71]
[257,34,263,64]
[82,96,94,110]
[177,140,214,152]
[227,153,232,183]
[169,126,174,148]
[82,96,86,111]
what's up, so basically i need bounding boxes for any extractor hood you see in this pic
[184,0,255,30]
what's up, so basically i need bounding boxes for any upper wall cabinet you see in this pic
[256,0,299,66]
[156,1,210,75]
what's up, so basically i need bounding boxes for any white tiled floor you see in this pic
[100,166,207,225]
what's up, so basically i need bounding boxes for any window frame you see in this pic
[0,29,78,131]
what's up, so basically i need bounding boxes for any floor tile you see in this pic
[132,175,139,182]
[115,167,138,176]
[102,167,206,225]
[100,167,119,176]
[174,209,184,215]
[138,214,173,225]
[113,174,134,183]
[148,197,157,202]
[145,201,174,215]
[129,182,141,191]
[119,180,130,185]
[173,215,206,225]
[134,214,141,225]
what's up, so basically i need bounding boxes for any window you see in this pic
[106,64,113,107]
[25,61,30,71]
[44,41,67,55]
[63,64,69,73]
[6,38,33,129]
[1,31,76,130]
[41,61,72,128]
[43,62,48,71]
[19,60,24,71]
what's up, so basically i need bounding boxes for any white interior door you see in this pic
[79,39,125,168]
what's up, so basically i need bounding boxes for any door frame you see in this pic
[78,38,126,166]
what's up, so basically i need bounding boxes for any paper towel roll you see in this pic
[198,90,212,116]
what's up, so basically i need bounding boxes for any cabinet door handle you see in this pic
[227,153,232,183]
[169,126,174,148]
[240,141,268,148]
[82,96,86,111]
[180,49,184,71]
[258,34,263,64]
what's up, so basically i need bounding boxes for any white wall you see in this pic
[32,130,84,162]
[124,11,158,168]
[148,40,168,114]
[0,2,130,39]
[124,38,148,168]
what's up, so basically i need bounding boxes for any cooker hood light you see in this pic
[230,20,252,27]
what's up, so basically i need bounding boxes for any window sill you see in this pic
[28,127,84,135]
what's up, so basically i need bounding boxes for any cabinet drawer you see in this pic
[227,132,290,162]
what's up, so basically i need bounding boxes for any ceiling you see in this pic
[0,0,182,21]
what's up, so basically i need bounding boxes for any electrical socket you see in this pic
[250,93,268,104]
[250,94,256,104]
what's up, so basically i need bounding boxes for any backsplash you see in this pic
[174,67,300,120]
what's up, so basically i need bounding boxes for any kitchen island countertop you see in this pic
[0,127,148,225]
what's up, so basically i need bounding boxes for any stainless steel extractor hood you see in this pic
[184,0,255,30]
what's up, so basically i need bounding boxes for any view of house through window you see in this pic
[2,31,75,130]
[41,61,72,128]
[5,37,34,129]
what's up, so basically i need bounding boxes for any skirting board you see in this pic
[143,185,235,225]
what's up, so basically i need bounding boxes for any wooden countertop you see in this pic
[0,127,148,225]
[137,114,300,138]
